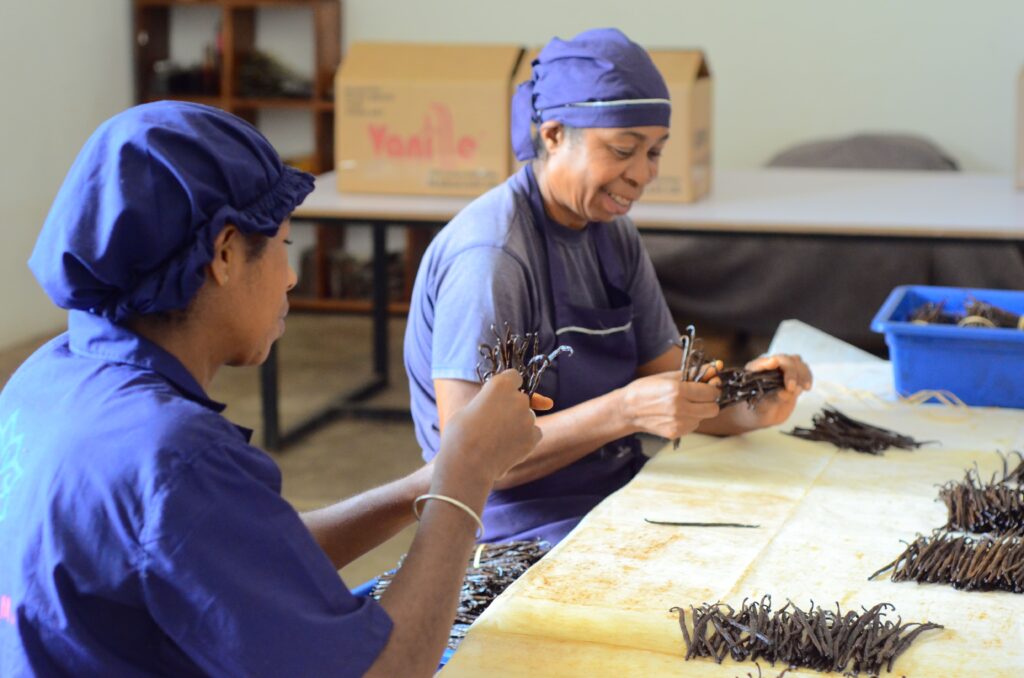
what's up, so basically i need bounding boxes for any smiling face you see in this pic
[535,123,670,228]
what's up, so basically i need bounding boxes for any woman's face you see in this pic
[539,124,670,228]
[227,220,297,366]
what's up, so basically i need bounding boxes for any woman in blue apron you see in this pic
[0,101,544,677]
[405,28,812,546]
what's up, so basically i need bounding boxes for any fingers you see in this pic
[680,381,721,403]
[746,354,814,391]
[489,368,525,392]
[530,392,554,411]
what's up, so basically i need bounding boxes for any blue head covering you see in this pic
[29,101,314,322]
[511,28,670,161]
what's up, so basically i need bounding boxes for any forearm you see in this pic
[300,464,432,569]
[494,388,632,489]
[365,476,490,677]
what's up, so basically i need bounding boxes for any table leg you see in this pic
[260,343,281,450]
[373,222,389,380]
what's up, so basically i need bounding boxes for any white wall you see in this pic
[0,1,132,350]
[343,0,1024,173]
[2,0,1022,349]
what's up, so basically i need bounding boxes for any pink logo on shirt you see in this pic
[0,595,13,625]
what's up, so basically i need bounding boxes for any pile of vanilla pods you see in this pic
[372,540,550,649]
[872,451,1024,593]
[672,596,942,676]
[870,529,1024,593]
[939,451,1024,533]
[476,323,572,396]
[785,406,927,455]
[909,298,1022,329]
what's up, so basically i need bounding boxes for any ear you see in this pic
[208,224,243,286]
[538,120,567,157]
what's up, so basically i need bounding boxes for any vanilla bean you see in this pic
[476,323,573,396]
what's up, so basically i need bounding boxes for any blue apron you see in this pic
[481,166,647,544]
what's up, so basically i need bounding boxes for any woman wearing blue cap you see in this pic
[0,101,547,676]
[405,28,812,546]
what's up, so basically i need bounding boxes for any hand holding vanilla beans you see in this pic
[786,406,928,455]
[476,323,573,397]
[672,596,943,675]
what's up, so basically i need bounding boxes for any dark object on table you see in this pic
[939,452,1024,534]
[476,323,572,397]
[671,596,943,675]
[645,133,1024,353]
[870,529,1024,593]
[371,540,550,650]
[238,50,313,98]
[785,406,927,455]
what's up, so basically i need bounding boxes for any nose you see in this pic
[286,264,298,292]
[622,153,657,189]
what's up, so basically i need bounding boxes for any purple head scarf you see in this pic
[29,101,314,322]
[511,28,671,161]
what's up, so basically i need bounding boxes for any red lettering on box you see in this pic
[365,104,478,165]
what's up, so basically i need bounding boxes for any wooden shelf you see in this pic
[232,97,334,111]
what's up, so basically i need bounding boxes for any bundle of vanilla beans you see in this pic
[372,540,550,649]
[785,406,928,455]
[909,298,1022,329]
[870,529,1024,593]
[871,452,1024,592]
[939,451,1024,533]
[672,596,942,676]
[476,323,572,396]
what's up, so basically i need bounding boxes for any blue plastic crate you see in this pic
[870,285,1024,408]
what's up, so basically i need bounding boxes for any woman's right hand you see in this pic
[434,370,545,491]
[620,371,721,439]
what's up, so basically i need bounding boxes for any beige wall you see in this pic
[0,1,132,350]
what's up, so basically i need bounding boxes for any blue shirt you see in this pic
[0,311,392,677]
[404,167,679,459]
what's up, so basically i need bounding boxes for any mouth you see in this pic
[603,189,636,212]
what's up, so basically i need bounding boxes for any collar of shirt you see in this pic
[67,310,227,414]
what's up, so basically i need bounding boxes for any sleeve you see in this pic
[430,245,534,382]
[139,443,393,678]
[621,222,680,364]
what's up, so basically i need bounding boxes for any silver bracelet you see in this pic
[413,494,485,539]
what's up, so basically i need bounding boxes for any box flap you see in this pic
[648,50,710,82]
[340,42,523,82]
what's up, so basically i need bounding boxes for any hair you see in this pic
[134,231,272,326]
[531,123,581,160]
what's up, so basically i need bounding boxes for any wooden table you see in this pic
[263,169,1024,449]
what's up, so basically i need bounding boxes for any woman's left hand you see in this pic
[708,354,813,434]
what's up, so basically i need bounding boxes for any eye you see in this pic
[283,238,294,245]
[648,148,663,160]
[610,145,635,159]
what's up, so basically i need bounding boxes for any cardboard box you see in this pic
[510,48,713,203]
[335,42,524,196]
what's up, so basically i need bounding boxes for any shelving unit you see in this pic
[134,0,377,312]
